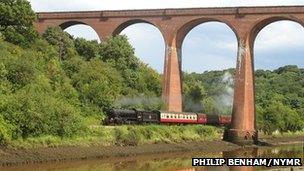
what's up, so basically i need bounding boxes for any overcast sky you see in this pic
[29,0,304,73]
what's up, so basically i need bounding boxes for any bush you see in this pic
[114,126,140,146]
[2,87,86,138]
[72,59,123,112]
[0,114,13,146]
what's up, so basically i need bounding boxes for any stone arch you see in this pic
[58,20,102,41]
[59,21,87,30]
[178,19,239,113]
[250,16,304,48]
[249,16,304,139]
[176,18,239,49]
[112,19,165,38]
[112,19,166,71]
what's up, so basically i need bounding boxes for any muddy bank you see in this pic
[0,141,238,166]
[259,136,304,146]
[0,136,303,167]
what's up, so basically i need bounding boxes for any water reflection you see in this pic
[2,144,303,171]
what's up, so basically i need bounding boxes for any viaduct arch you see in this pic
[35,6,304,145]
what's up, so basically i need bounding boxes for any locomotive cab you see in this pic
[107,109,138,124]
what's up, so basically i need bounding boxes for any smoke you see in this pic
[183,98,203,112]
[214,72,234,113]
[114,95,163,110]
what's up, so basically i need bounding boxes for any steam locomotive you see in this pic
[104,109,231,126]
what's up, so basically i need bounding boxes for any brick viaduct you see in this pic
[35,6,304,144]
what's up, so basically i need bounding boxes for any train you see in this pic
[104,108,231,126]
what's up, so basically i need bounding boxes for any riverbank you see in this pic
[0,135,303,167]
[259,135,304,146]
[0,141,239,166]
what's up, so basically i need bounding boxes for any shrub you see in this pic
[0,114,13,146]
[114,126,140,146]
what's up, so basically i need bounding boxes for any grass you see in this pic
[270,130,304,138]
[8,124,222,149]
[258,129,304,139]
[7,126,304,149]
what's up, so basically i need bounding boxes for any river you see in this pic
[2,144,304,171]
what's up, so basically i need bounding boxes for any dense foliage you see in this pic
[183,66,304,134]
[255,66,304,134]
[0,0,38,47]
[0,2,162,145]
[0,32,162,145]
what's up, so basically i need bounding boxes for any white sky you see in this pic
[29,0,304,73]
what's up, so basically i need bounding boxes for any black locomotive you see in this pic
[104,109,160,125]
[104,108,231,125]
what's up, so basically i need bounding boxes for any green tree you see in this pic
[72,58,123,112]
[42,26,76,60]
[99,35,140,94]
[137,62,162,96]
[74,38,100,61]
[0,0,38,46]
[183,80,206,112]
[0,40,86,139]
[3,88,85,138]
[260,101,303,134]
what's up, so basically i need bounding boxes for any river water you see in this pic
[3,144,304,171]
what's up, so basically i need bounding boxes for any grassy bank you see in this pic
[6,125,304,149]
[259,130,304,139]
[8,125,222,149]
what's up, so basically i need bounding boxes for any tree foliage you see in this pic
[0,23,163,143]
[99,35,141,94]
[0,0,38,46]
[72,59,123,112]
[74,38,100,60]
[43,26,77,60]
